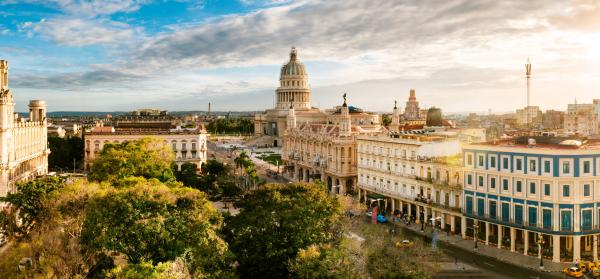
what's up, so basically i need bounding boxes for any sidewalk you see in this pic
[397,221,570,274]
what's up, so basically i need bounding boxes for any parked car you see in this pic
[395,240,414,248]
[563,266,584,278]
[591,267,600,278]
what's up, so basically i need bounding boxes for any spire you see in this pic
[287,96,296,130]
[394,100,397,109]
[290,47,297,62]
[340,93,351,137]
[342,92,347,107]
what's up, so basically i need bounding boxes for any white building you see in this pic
[0,60,50,196]
[84,110,208,171]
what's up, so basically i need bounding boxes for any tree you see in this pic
[174,162,200,188]
[0,176,64,238]
[48,136,84,171]
[224,183,341,278]
[88,138,175,183]
[382,114,392,126]
[289,240,364,279]
[80,180,233,277]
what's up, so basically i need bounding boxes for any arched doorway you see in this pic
[346,179,354,196]
[327,177,333,192]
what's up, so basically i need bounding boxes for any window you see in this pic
[502,179,509,191]
[544,184,550,196]
[490,156,496,168]
[542,209,552,229]
[490,177,496,189]
[562,161,570,174]
[503,157,509,169]
[528,207,537,226]
[529,160,536,172]
[467,154,473,165]
[584,161,591,174]
[501,203,510,222]
[582,210,592,231]
[466,196,473,214]
[561,210,572,231]
[543,160,551,173]
[563,185,570,197]
[516,181,522,192]
[515,205,523,225]
[172,142,177,150]
[191,142,196,150]
[516,159,523,171]
[467,175,472,185]
[478,155,484,167]
[530,182,536,194]
[584,184,591,197]
[477,198,485,217]
[478,176,483,187]
[489,201,497,219]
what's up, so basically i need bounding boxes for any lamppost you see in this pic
[473,220,479,250]
[537,233,545,270]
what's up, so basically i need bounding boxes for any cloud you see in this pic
[7,0,600,112]
[22,17,138,46]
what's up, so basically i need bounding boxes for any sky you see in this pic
[1,0,600,113]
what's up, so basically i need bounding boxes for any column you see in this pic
[553,235,561,263]
[510,227,516,252]
[441,213,446,230]
[399,200,404,213]
[594,235,598,262]
[357,188,362,203]
[450,215,456,233]
[416,206,420,222]
[523,230,529,255]
[574,235,581,263]
[461,217,467,239]
[485,222,490,245]
[497,225,502,249]
[391,199,395,212]
[408,203,412,217]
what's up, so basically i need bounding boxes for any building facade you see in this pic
[564,104,598,136]
[84,110,208,171]
[356,134,465,235]
[463,137,600,263]
[254,47,326,147]
[283,96,385,194]
[0,60,50,196]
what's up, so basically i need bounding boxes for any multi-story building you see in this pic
[564,103,598,136]
[542,110,565,130]
[282,96,384,194]
[463,136,600,263]
[0,60,50,196]
[515,106,542,127]
[254,47,326,147]
[356,133,464,232]
[84,109,207,171]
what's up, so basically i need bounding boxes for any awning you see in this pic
[367,193,386,200]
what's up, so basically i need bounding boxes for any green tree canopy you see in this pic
[48,135,84,171]
[88,138,175,183]
[224,183,341,278]
[0,176,64,238]
[80,180,232,277]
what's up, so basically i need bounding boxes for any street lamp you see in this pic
[473,220,479,250]
[537,233,545,270]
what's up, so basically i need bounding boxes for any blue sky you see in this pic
[1,0,600,113]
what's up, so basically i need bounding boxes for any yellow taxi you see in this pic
[395,240,414,248]
[563,266,583,278]
[578,261,589,273]
[590,261,600,271]
[591,267,600,278]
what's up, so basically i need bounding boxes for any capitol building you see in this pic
[0,60,50,196]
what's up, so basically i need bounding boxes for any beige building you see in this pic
[84,110,208,171]
[356,134,464,232]
[283,96,385,195]
[564,105,598,136]
[516,106,542,127]
[0,60,50,196]
[254,47,327,147]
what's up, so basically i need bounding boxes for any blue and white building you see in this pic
[463,137,600,263]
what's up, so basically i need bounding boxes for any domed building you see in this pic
[254,47,326,147]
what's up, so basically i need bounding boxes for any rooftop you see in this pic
[469,136,600,150]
